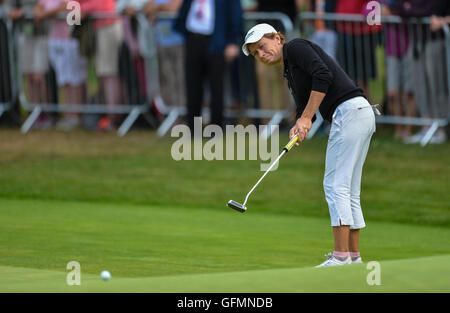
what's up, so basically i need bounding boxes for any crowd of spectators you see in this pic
[0,0,448,143]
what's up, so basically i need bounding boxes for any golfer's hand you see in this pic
[289,126,300,146]
[290,117,312,145]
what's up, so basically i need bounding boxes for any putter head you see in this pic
[227,200,247,213]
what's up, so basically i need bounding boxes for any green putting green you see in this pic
[0,198,449,292]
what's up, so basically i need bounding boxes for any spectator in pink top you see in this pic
[77,0,119,29]
[34,0,88,130]
[76,0,124,131]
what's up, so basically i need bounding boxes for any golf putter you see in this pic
[227,134,299,213]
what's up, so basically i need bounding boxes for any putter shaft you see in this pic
[243,149,286,207]
[228,135,299,213]
[243,135,299,206]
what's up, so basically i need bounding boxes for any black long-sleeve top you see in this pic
[283,39,365,123]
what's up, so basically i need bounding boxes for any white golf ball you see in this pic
[100,270,111,281]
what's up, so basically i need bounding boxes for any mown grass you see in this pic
[0,128,448,292]
[0,198,449,279]
[0,128,448,226]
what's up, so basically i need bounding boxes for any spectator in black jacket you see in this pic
[174,0,243,131]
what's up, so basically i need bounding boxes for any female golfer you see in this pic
[242,24,376,267]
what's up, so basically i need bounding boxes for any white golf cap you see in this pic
[242,23,278,56]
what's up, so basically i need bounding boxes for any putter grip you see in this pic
[284,135,299,152]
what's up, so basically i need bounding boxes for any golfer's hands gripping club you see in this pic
[284,134,299,152]
[289,117,312,145]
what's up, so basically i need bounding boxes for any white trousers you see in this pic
[323,96,376,229]
[48,39,87,87]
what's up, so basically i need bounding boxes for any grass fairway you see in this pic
[0,129,449,292]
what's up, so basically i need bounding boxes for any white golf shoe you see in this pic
[352,256,363,264]
[315,253,352,268]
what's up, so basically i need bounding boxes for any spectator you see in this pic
[174,0,243,131]
[144,0,185,109]
[381,1,416,141]
[306,0,339,136]
[309,0,338,60]
[117,0,150,106]
[76,0,124,131]
[241,0,257,12]
[8,0,52,129]
[222,0,260,124]
[424,1,449,144]
[0,0,12,110]
[0,0,22,128]
[227,0,259,114]
[396,0,449,144]
[256,0,303,25]
[34,0,88,131]
[117,0,148,16]
[335,0,382,102]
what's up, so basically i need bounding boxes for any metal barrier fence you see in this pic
[298,12,449,146]
[2,11,449,144]
[1,11,295,138]
[3,13,159,136]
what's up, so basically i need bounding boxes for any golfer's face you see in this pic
[248,36,282,65]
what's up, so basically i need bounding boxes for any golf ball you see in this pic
[100,270,111,281]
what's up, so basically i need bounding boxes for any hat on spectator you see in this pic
[242,23,278,56]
